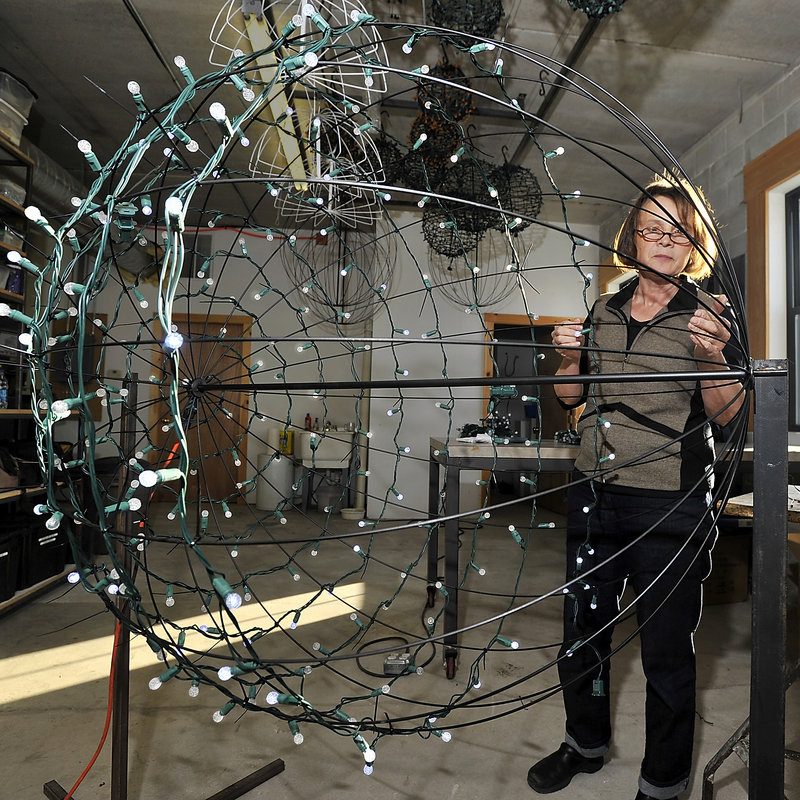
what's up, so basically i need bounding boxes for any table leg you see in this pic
[426,450,440,608]
[443,465,460,678]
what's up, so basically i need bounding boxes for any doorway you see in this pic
[482,313,572,508]
[149,313,252,503]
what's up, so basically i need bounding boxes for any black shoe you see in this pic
[527,742,604,794]
[635,792,678,800]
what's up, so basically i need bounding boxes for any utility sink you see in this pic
[297,431,354,466]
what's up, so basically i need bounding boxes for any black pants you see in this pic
[558,481,714,798]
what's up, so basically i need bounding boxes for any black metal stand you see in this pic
[702,359,792,799]
[44,376,285,799]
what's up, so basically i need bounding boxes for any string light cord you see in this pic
[61,620,123,800]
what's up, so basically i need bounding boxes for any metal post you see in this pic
[750,359,789,798]
[111,374,138,800]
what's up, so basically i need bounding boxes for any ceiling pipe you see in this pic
[18,138,87,214]
[509,16,602,164]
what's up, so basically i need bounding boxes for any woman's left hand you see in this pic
[689,294,731,362]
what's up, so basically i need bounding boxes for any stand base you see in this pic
[44,759,286,800]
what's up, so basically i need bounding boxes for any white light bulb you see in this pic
[139,470,158,488]
[209,102,227,121]
[127,80,140,94]
[51,400,70,417]
[164,196,183,217]
[164,331,184,350]
[225,592,243,610]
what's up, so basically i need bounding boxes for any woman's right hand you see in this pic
[552,318,586,362]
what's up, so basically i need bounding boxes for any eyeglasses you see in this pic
[636,226,691,246]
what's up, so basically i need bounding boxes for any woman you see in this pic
[526,177,745,800]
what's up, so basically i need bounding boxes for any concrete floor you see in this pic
[1,501,798,800]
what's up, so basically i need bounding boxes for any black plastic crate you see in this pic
[0,532,21,601]
[18,522,67,589]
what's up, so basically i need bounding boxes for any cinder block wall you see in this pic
[600,60,800,263]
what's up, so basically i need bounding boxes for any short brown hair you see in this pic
[612,176,717,280]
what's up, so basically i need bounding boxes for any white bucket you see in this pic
[256,452,294,511]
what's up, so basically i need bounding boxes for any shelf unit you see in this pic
[0,137,60,616]
[0,131,32,411]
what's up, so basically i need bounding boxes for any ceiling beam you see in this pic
[510,16,602,164]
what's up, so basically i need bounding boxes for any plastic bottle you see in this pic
[305,412,312,430]
[0,368,8,409]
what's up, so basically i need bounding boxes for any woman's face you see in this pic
[633,196,693,278]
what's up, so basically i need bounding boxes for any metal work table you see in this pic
[427,437,579,678]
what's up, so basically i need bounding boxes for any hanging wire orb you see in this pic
[251,106,388,229]
[422,203,485,257]
[427,226,530,309]
[489,162,543,233]
[426,0,504,39]
[565,0,628,19]
[437,156,498,234]
[209,0,389,97]
[280,222,397,328]
[416,59,476,123]
[373,127,405,186]
[401,115,463,191]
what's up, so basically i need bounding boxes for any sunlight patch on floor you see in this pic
[1,582,366,703]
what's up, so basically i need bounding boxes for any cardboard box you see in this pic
[705,530,751,605]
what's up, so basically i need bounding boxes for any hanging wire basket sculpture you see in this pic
[400,115,463,192]
[426,0,505,40]
[564,0,628,19]
[373,126,404,186]
[209,0,389,98]
[17,8,750,785]
[252,105,389,229]
[416,59,476,123]
[489,161,543,233]
[422,155,498,255]
[427,226,532,310]
[280,221,397,328]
